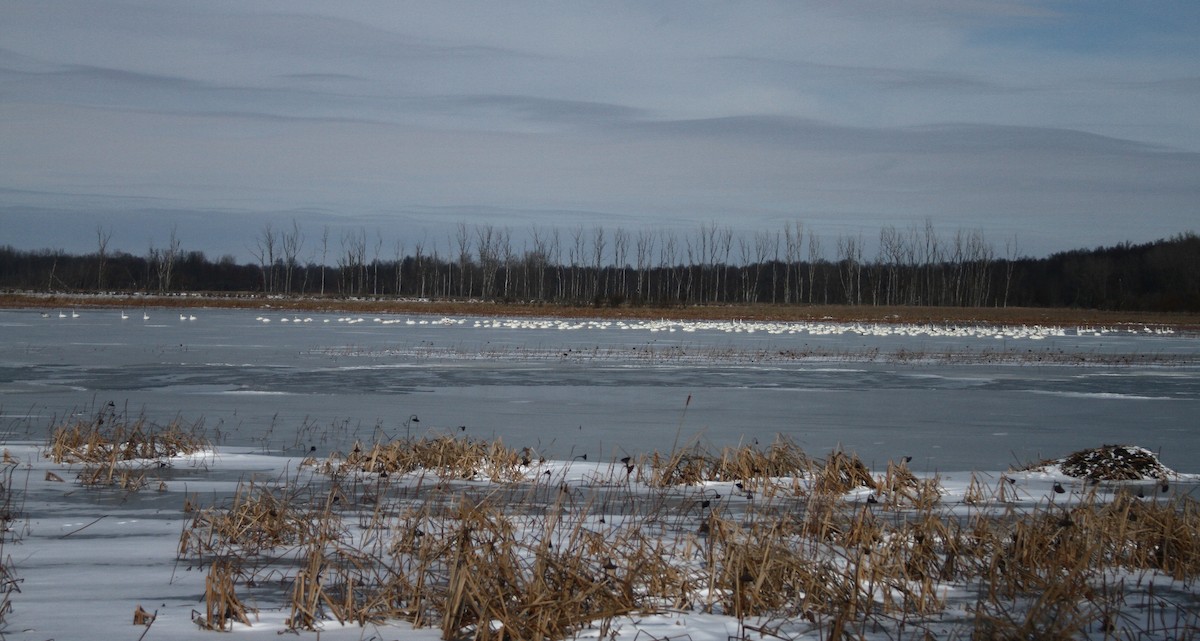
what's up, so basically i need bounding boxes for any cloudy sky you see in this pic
[2,0,1198,262]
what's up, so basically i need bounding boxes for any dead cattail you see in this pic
[133,604,155,626]
[199,560,251,631]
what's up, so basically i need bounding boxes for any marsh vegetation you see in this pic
[39,416,1198,640]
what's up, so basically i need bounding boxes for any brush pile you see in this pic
[1059,444,1173,480]
[1023,444,1175,481]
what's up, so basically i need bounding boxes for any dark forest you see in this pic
[2,223,1197,312]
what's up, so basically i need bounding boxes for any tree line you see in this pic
[2,222,1197,312]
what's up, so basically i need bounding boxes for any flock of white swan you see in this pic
[44,309,194,322]
[262,314,1175,340]
[44,308,1177,340]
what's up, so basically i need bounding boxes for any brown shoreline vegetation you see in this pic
[174,436,1200,639]
[41,413,1200,639]
[3,291,1198,331]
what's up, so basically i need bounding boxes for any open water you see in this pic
[2,307,1197,472]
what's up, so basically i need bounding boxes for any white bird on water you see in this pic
[120,310,129,320]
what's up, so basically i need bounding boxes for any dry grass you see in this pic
[333,435,529,483]
[172,436,1200,640]
[0,458,22,632]
[47,414,208,464]
[648,436,814,491]
[195,560,252,631]
[46,410,209,490]
[180,475,344,560]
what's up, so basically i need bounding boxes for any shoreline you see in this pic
[3,291,1198,331]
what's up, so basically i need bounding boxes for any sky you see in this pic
[2,0,1198,263]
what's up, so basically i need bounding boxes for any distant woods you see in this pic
[2,222,1197,312]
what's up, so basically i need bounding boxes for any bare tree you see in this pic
[613,227,629,302]
[430,244,442,297]
[784,221,804,304]
[394,237,405,296]
[529,226,549,301]
[921,219,941,305]
[455,223,472,298]
[568,226,585,302]
[770,230,781,303]
[476,224,498,299]
[251,222,277,293]
[737,235,752,303]
[717,225,733,304]
[879,225,903,306]
[499,228,514,299]
[45,249,65,291]
[807,231,823,303]
[281,219,304,294]
[661,231,681,302]
[1003,234,1019,308]
[591,226,606,301]
[159,225,181,293]
[901,225,921,305]
[550,228,564,301]
[413,238,427,298]
[836,233,863,305]
[634,230,653,302]
[319,225,329,296]
[339,228,367,295]
[694,222,713,302]
[752,231,772,303]
[371,229,383,295]
[146,246,160,292]
[686,232,700,302]
[95,225,112,291]
[948,230,966,306]
[944,229,994,306]
[966,229,994,307]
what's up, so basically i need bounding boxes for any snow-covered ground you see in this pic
[2,438,1197,641]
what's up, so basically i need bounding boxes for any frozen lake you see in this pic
[2,307,1198,472]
